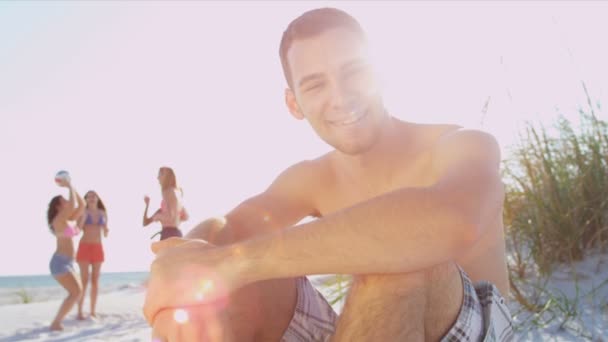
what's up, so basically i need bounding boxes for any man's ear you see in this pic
[285,88,305,120]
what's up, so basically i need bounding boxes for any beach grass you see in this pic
[14,287,33,304]
[502,89,607,338]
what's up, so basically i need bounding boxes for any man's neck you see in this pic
[335,117,416,174]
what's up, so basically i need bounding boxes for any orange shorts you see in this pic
[76,242,105,263]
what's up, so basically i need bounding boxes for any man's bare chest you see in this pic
[316,154,435,216]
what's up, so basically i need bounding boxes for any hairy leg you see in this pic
[332,262,463,342]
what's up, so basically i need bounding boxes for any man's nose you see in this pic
[327,79,353,111]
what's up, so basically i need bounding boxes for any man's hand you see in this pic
[151,303,233,342]
[143,237,245,325]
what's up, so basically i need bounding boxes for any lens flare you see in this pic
[173,309,189,324]
[201,279,214,292]
[195,279,215,301]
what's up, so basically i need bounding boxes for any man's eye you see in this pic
[304,83,324,92]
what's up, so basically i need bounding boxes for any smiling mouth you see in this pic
[328,107,368,127]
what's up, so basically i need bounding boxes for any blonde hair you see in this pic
[159,166,182,195]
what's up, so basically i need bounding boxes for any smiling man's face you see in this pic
[285,27,387,155]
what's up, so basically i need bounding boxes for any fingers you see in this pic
[151,237,216,255]
[151,237,189,254]
[152,308,197,342]
[151,309,172,342]
[155,306,227,342]
[142,290,156,324]
[151,329,167,342]
[179,313,205,342]
[167,317,182,342]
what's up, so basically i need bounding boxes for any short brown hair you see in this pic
[279,8,367,89]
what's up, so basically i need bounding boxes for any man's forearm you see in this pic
[229,184,483,284]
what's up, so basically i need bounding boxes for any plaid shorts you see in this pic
[281,277,338,342]
[441,268,514,342]
[282,269,513,342]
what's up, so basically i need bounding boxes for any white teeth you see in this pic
[333,109,365,126]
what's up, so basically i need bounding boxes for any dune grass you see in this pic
[14,287,33,304]
[502,92,607,337]
[504,109,608,276]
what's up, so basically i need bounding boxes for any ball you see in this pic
[55,170,71,183]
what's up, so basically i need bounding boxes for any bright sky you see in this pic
[1,1,606,276]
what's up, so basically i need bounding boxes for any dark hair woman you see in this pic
[47,176,85,331]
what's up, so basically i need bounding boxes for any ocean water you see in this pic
[0,272,148,306]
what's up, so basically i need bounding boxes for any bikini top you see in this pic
[160,200,186,218]
[84,211,106,226]
[63,224,80,238]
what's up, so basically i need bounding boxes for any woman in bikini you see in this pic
[142,166,188,240]
[76,190,109,320]
[47,176,86,331]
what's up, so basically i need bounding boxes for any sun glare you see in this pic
[195,279,215,301]
[173,309,189,324]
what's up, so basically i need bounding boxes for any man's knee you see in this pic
[341,262,462,324]
[424,262,460,283]
[355,262,458,293]
[335,263,463,341]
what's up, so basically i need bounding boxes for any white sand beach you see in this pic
[1,263,607,341]
[0,287,150,342]
[509,252,608,341]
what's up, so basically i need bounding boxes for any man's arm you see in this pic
[184,162,321,245]
[144,132,503,320]
[229,129,504,283]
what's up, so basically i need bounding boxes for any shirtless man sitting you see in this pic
[144,7,513,342]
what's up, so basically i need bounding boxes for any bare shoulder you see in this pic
[436,128,500,156]
[393,120,461,150]
[217,156,332,240]
[425,123,462,140]
[433,128,501,173]
[268,153,332,194]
